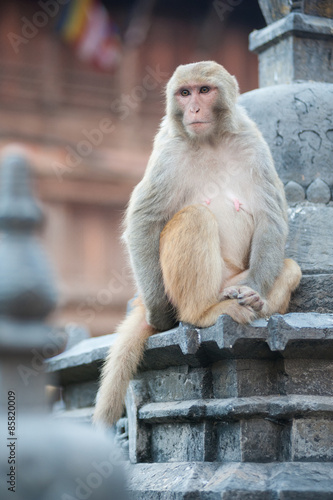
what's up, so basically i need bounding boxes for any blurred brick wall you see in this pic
[0,1,262,335]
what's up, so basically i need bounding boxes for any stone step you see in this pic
[126,461,333,500]
[138,395,333,463]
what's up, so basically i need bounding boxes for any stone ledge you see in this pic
[53,406,94,425]
[126,461,333,499]
[46,312,333,384]
[139,395,333,423]
[249,12,333,53]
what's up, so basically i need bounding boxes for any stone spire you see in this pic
[254,0,333,86]
[0,147,127,499]
[239,1,333,313]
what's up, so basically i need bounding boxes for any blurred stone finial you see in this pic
[0,145,128,499]
[0,146,57,320]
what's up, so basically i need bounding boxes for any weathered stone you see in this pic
[216,422,241,462]
[125,380,151,463]
[151,422,215,463]
[127,462,333,499]
[139,395,333,424]
[63,380,98,410]
[306,178,331,203]
[239,83,333,188]
[286,206,333,274]
[142,365,212,403]
[249,13,333,86]
[281,359,333,396]
[267,312,333,352]
[289,274,333,313]
[212,359,278,398]
[241,418,286,462]
[284,181,305,204]
[292,418,333,461]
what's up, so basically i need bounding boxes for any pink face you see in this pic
[175,84,218,136]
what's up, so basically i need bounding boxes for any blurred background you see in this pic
[0,0,265,337]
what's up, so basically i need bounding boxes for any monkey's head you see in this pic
[166,61,239,142]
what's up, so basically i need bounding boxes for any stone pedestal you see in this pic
[47,313,333,497]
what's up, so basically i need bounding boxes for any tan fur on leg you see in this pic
[262,258,302,316]
[93,298,155,426]
[160,205,255,327]
[160,204,224,325]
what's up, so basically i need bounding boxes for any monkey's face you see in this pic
[175,84,220,139]
[166,62,239,142]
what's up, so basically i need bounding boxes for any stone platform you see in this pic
[47,312,333,498]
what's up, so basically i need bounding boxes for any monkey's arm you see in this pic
[245,210,288,298]
[123,174,177,332]
[241,151,289,299]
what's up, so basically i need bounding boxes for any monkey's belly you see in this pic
[210,201,254,273]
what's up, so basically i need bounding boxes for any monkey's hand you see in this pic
[220,286,264,312]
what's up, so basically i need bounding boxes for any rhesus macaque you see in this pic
[93,61,301,426]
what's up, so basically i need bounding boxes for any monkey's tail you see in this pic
[93,299,155,427]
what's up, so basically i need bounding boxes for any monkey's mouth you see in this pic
[188,121,210,125]
[186,121,212,129]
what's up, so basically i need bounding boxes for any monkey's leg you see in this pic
[261,258,302,316]
[93,298,155,426]
[160,204,256,327]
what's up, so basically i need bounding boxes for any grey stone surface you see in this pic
[284,181,305,204]
[289,274,333,313]
[212,359,279,398]
[267,312,333,352]
[63,380,98,410]
[127,462,333,499]
[249,13,333,86]
[306,178,331,203]
[139,395,333,424]
[47,313,333,380]
[286,206,333,274]
[282,359,333,396]
[46,332,115,383]
[292,418,333,461]
[239,83,333,188]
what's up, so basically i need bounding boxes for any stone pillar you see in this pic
[0,147,127,500]
[238,0,333,314]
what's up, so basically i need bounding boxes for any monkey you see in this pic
[93,61,301,426]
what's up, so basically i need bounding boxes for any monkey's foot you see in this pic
[220,286,264,312]
[194,299,256,328]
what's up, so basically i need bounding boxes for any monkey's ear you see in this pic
[222,73,239,109]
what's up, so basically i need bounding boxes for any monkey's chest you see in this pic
[188,189,254,270]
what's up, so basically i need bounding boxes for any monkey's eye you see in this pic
[180,89,190,97]
[200,86,210,93]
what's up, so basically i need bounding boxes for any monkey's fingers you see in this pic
[219,286,240,301]
[237,287,264,312]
